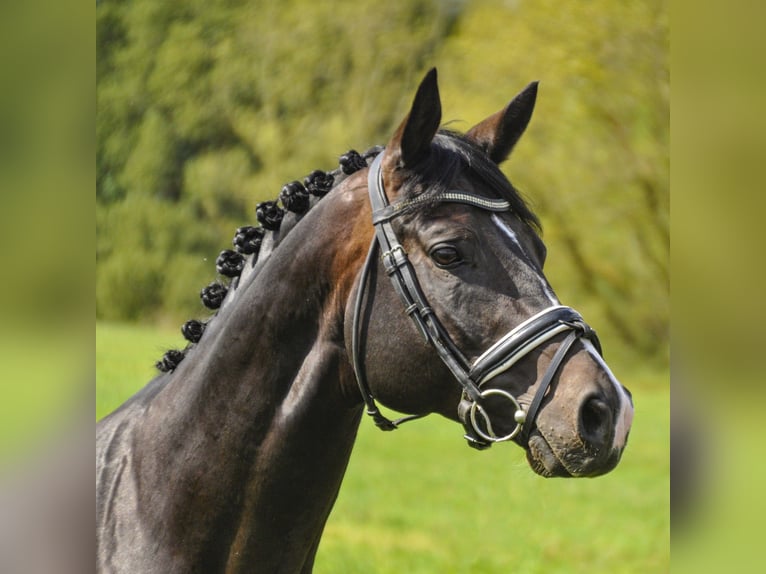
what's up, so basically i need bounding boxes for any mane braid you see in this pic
[156,146,384,372]
[155,135,539,372]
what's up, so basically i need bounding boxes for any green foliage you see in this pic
[438,0,668,361]
[97,0,668,362]
[183,147,254,220]
[96,193,221,321]
[97,0,456,322]
[97,248,164,321]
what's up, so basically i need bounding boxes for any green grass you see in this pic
[97,322,669,572]
[96,321,186,420]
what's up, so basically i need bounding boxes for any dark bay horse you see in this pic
[97,69,633,573]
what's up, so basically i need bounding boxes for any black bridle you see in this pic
[351,154,602,449]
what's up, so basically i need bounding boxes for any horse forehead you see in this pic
[411,200,499,230]
[420,203,476,228]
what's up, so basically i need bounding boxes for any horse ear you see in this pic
[466,81,538,164]
[385,68,442,170]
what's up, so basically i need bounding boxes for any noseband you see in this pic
[351,154,602,449]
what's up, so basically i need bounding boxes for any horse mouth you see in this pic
[525,433,572,478]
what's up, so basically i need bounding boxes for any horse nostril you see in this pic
[579,396,611,445]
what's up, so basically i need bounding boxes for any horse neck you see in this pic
[135,178,373,572]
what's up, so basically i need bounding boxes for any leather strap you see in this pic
[372,191,510,225]
[350,152,603,448]
[517,329,578,445]
[470,306,588,384]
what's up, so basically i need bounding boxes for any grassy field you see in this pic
[97,321,669,573]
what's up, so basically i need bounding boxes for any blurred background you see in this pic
[88,0,668,572]
[5,0,674,572]
[96,0,668,371]
[93,2,670,572]
[23,0,766,571]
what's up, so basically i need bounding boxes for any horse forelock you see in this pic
[398,131,541,234]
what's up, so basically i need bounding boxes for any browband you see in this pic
[372,192,510,224]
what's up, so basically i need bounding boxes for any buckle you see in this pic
[381,245,407,275]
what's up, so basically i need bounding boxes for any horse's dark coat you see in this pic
[96,69,632,573]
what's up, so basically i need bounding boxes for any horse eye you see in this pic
[430,245,462,268]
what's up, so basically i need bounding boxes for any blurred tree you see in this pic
[97,0,456,322]
[437,0,668,360]
[96,0,668,362]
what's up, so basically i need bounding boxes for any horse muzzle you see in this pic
[458,306,603,450]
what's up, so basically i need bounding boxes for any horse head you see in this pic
[346,69,633,477]
[99,68,638,574]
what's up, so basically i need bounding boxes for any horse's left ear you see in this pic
[385,68,442,170]
[466,81,538,164]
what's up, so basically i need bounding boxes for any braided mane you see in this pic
[155,130,540,372]
[155,146,384,372]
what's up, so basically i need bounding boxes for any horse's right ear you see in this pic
[384,68,442,171]
[466,81,538,164]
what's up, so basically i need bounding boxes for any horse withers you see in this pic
[97,69,633,573]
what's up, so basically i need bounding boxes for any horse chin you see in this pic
[525,433,573,478]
